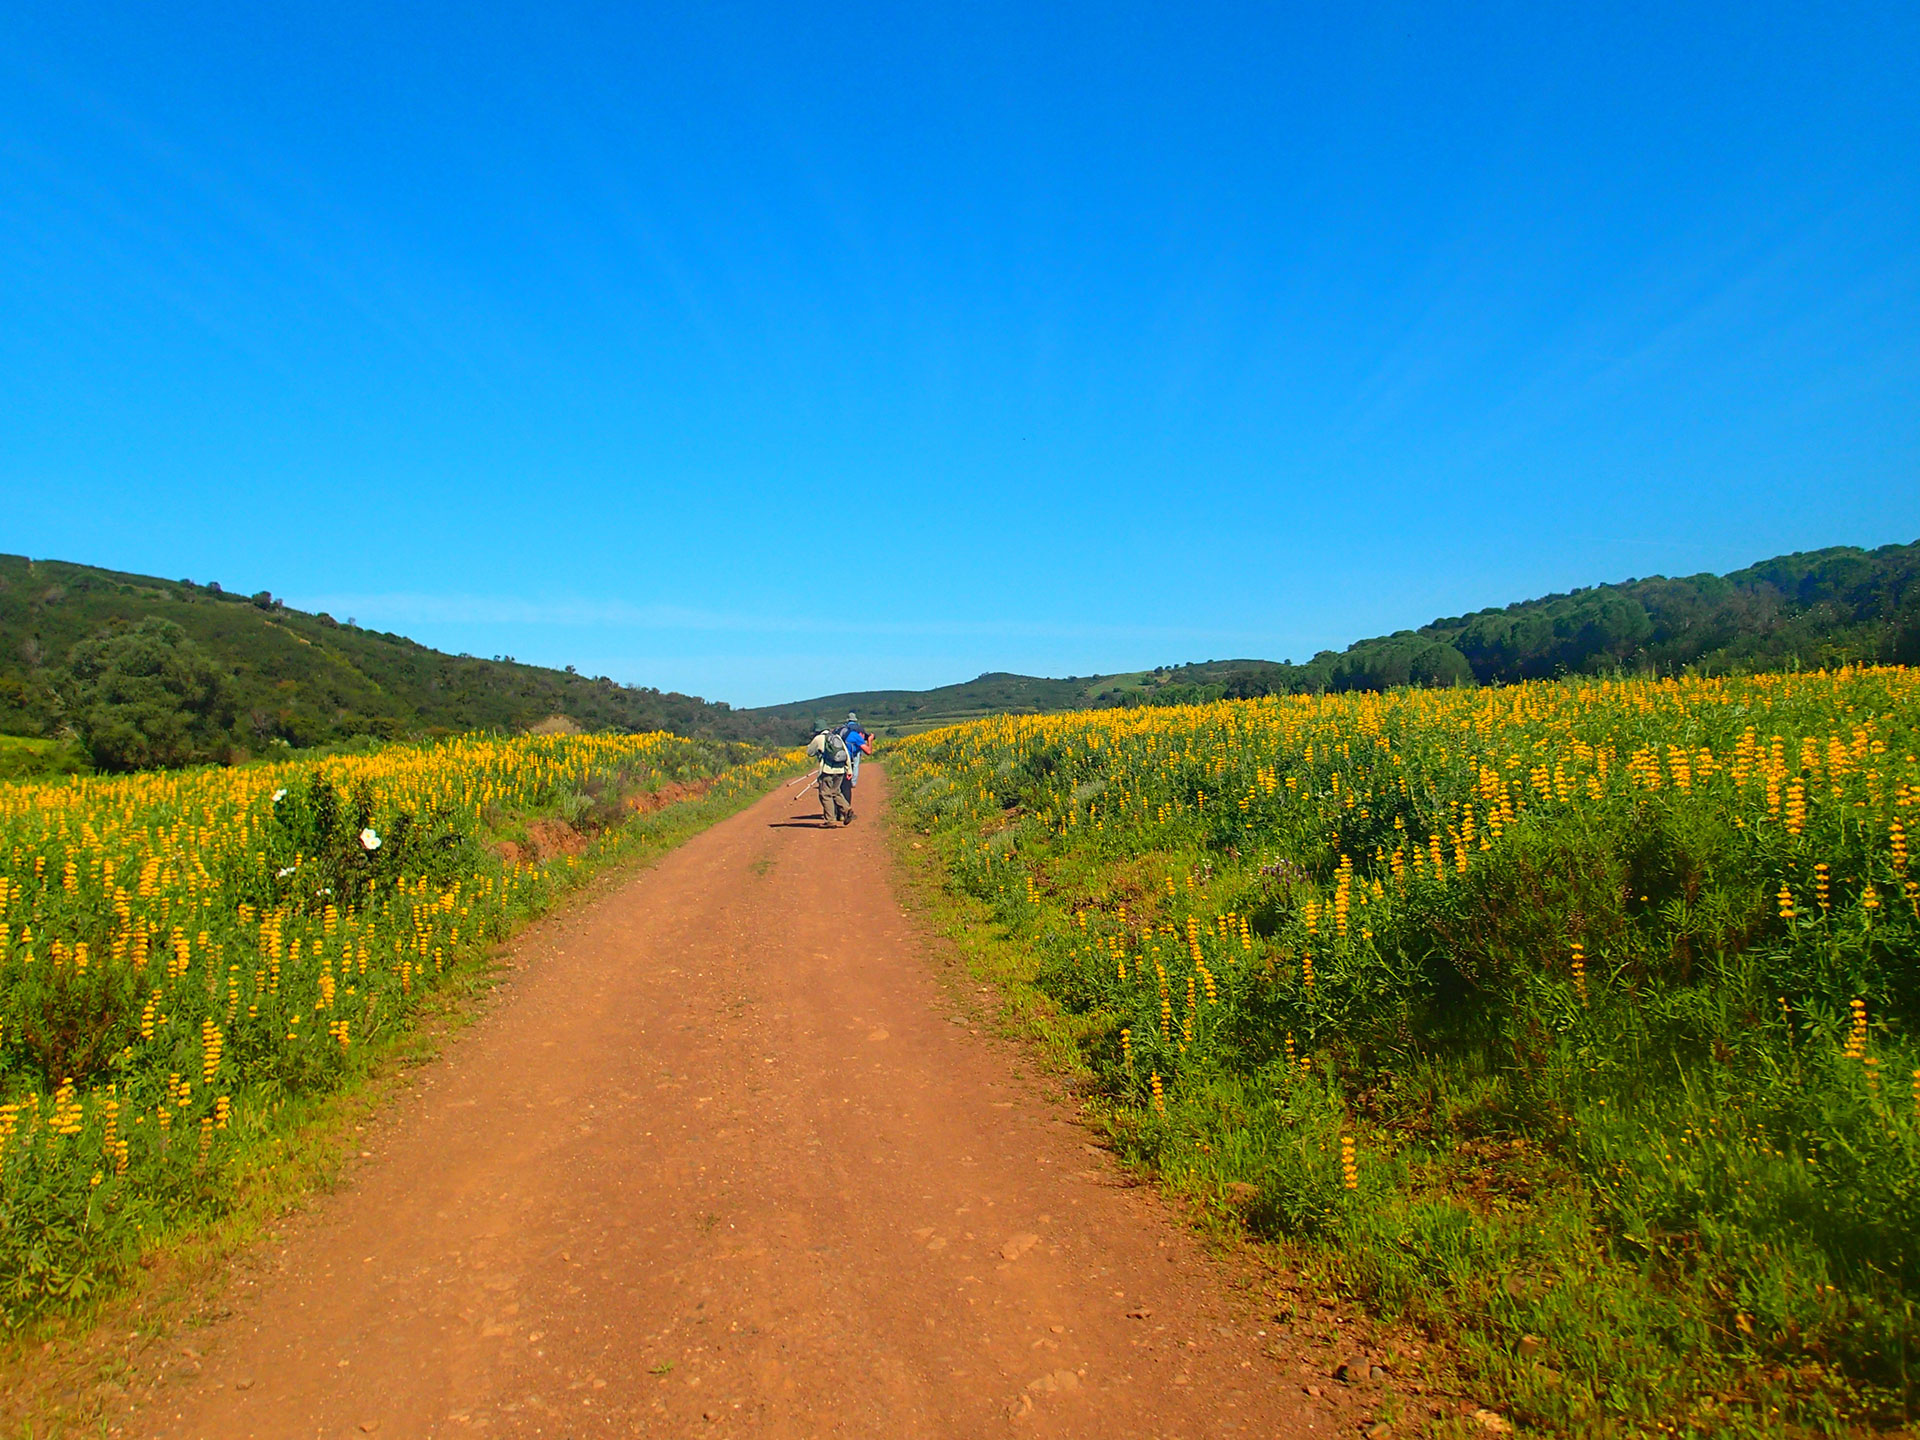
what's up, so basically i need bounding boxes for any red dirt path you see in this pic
[137,768,1333,1439]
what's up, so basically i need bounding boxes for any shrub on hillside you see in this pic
[60,619,236,772]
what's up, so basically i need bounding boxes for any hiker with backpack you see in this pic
[805,724,854,826]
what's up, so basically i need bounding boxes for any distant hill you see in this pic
[747,664,1304,736]
[0,555,792,758]
[745,671,1153,737]
[760,540,1920,731]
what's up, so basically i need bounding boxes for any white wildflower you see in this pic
[359,827,381,851]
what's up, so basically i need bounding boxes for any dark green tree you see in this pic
[62,618,235,771]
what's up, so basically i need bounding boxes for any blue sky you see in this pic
[4,2,1916,706]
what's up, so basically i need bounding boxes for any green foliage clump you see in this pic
[61,618,236,772]
[0,737,88,782]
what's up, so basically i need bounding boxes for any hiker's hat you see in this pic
[847,711,858,722]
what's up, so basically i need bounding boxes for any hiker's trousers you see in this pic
[819,772,851,824]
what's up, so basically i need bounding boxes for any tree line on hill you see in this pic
[1130,540,1920,706]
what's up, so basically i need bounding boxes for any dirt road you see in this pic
[140,768,1329,1439]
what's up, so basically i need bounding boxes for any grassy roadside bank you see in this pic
[0,738,804,1321]
[878,764,1492,1439]
[0,748,803,1435]
[883,672,1920,1439]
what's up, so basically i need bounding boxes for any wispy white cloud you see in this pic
[295,591,1274,646]
[301,593,799,631]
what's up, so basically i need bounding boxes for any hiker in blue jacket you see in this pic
[839,713,872,819]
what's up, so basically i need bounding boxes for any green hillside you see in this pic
[1253,538,1920,697]
[0,555,791,763]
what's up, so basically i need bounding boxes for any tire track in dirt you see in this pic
[138,767,1329,1439]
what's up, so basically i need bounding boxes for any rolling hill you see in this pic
[6,540,1915,768]
[0,555,793,759]
[1247,538,1920,696]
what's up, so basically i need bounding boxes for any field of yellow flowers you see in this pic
[0,731,796,1322]
[892,669,1920,1436]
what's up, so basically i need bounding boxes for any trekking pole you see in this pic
[789,767,822,791]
